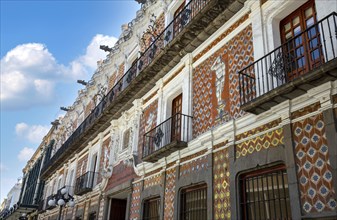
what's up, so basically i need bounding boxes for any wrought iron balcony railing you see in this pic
[37,199,46,213]
[41,0,245,178]
[239,12,337,113]
[74,171,98,196]
[143,113,193,162]
[43,185,74,211]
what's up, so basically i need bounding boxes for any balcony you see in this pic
[37,199,45,213]
[74,172,98,196]
[143,113,193,162]
[40,0,246,179]
[239,13,337,114]
[43,185,74,211]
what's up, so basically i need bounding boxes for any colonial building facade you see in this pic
[15,0,337,220]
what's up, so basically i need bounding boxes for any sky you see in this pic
[0,0,141,204]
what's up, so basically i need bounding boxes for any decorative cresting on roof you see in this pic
[110,0,158,54]
[41,0,246,178]
[135,0,146,4]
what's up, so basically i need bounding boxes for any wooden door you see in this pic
[171,94,183,141]
[109,199,127,220]
[280,0,322,80]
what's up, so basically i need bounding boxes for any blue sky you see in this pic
[0,0,140,203]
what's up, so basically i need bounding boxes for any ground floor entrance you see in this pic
[109,199,127,220]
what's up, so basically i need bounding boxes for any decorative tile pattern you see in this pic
[192,25,254,137]
[235,119,281,141]
[138,100,158,162]
[291,102,320,119]
[213,148,231,220]
[193,13,249,62]
[179,155,209,177]
[105,161,136,191]
[116,62,125,83]
[144,173,162,189]
[180,149,207,163]
[84,100,95,117]
[108,71,117,90]
[236,128,284,158]
[164,168,176,220]
[293,113,336,213]
[213,140,228,150]
[130,181,142,220]
[76,154,88,178]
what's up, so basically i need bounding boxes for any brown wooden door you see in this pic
[172,94,183,141]
[109,199,127,220]
[280,0,322,80]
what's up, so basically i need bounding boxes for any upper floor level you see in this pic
[39,0,337,186]
[40,0,247,179]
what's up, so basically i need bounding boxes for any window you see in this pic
[68,170,75,186]
[180,184,207,220]
[173,1,186,36]
[89,153,98,187]
[171,94,182,141]
[57,177,62,190]
[143,197,160,220]
[239,165,291,220]
[122,128,131,150]
[67,169,75,194]
[88,212,97,220]
[280,0,322,79]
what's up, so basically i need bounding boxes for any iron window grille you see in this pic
[143,197,160,220]
[239,165,291,220]
[180,183,207,220]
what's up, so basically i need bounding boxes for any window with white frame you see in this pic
[57,176,63,191]
[67,169,75,194]
[122,128,131,150]
[89,152,99,187]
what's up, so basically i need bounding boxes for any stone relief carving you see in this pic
[211,56,226,106]
[211,56,229,122]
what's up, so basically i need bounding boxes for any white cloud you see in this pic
[0,163,7,172]
[0,177,18,202]
[78,34,117,69]
[0,34,117,110]
[17,147,35,162]
[15,122,50,143]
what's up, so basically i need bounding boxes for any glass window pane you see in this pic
[305,7,313,18]
[296,47,304,57]
[295,36,303,47]
[306,17,315,28]
[292,16,300,26]
[180,184,207,220]
[240,167,291,220]
[294,26,301,36]
[311,49,320,61]
[285,32,293,40]
[284,22,291,32]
